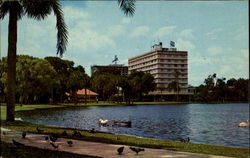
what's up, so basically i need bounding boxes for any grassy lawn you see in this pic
[2,121,249,158]
[1,141,100,158]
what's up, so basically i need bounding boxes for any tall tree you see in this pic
[0,0,135,121]
[129,70,156,101]
[0,0,68,121]
[173,70,181,101]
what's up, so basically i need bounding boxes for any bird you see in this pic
[117,146,124,155]
[50,142,59,150]
[45,136,49,142]
[238,120,249,127]
[99,119,108,124]
[89,128,96,133]
[12,139,24,147]
[178,137,190,143]
[67,140,73,147]
[22,132,26,139]
[49,135,58,143]
[62,130,68,136]
[73,130,82,137]
[129,147,145,155]
[36,127,43,133]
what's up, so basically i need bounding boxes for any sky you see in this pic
[0,1,249,86]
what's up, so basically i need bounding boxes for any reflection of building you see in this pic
[91,64,128,76]
[128,42,188,94]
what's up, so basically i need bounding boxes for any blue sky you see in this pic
[0,1,248,86]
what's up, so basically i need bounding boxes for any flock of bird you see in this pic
[117,146,145,155]
[12,126,193,156]
[12,127,75,150]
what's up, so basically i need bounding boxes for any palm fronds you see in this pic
[118,0,135,17]
[51,0,68,56]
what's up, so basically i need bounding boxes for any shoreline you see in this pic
[1,102,249,158]
[1,120,249,158]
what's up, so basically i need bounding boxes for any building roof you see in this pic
[77,89,98,96]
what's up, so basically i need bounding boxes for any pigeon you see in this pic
[49,135,58,143]
[178,137,190,143]
[62,131,68,136]
[45,136,49,142]
[50,142,59,150]
[67,140,73,147]
[22,132,26,139]
[117,146,124,155]
[36,127,43,133]
[129,147,145,155]
[89,128,96,133]
[73,130,82,137]
[12,139,24,147]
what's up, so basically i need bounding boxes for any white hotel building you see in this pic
[128,42,188,94]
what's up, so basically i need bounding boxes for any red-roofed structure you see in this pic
[66,89,98,103]
[76,89,98,96]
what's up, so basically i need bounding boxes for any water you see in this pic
[17,103,249,147]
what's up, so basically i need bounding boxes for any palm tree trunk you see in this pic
[85,88,87,104]
[6,8,18,121]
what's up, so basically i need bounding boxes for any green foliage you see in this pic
[1,55,59,104]
[1,55,90,104]
[91,69,156,102]
[129,70,156,101]
[195,74,248,102]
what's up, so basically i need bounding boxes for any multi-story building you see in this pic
[91,64,128,76]
[128,42,188,94]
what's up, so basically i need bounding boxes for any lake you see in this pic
[17,103,249,147]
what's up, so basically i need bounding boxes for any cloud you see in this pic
[207,46,223,56]
[179,29,195,39]
[68,27,116,53]
[154,26,176,38]
[176,39,195,51]
[63,6,90,23]
[121,17,132,24]
[205,28,222,40]
[130,26,149,37]
[108,25,126,37]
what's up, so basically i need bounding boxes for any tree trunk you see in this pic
[85,88,87,104]
[6,7,18,121]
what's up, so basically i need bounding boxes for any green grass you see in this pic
[1,141,100,158]
[2,121,249,158]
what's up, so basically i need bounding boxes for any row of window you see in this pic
[129,58,187,66]
[129,64,187,70]
[156,83,188,87]
[129,52,187,64]
[155,78,187,82]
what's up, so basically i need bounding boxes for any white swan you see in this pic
[238,120,249,127]
[14,117,23,121]
[99,119,108,124]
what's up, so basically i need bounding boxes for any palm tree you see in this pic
[173,70,181,101]
[1,0,135,121]
[118,0,135,17]
[0,0,68,121]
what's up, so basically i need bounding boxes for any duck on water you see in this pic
[99,119,132,127]
[238,120,249,127]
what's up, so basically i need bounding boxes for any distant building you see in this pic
[128,42,188,94]
[91,64,128,76]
